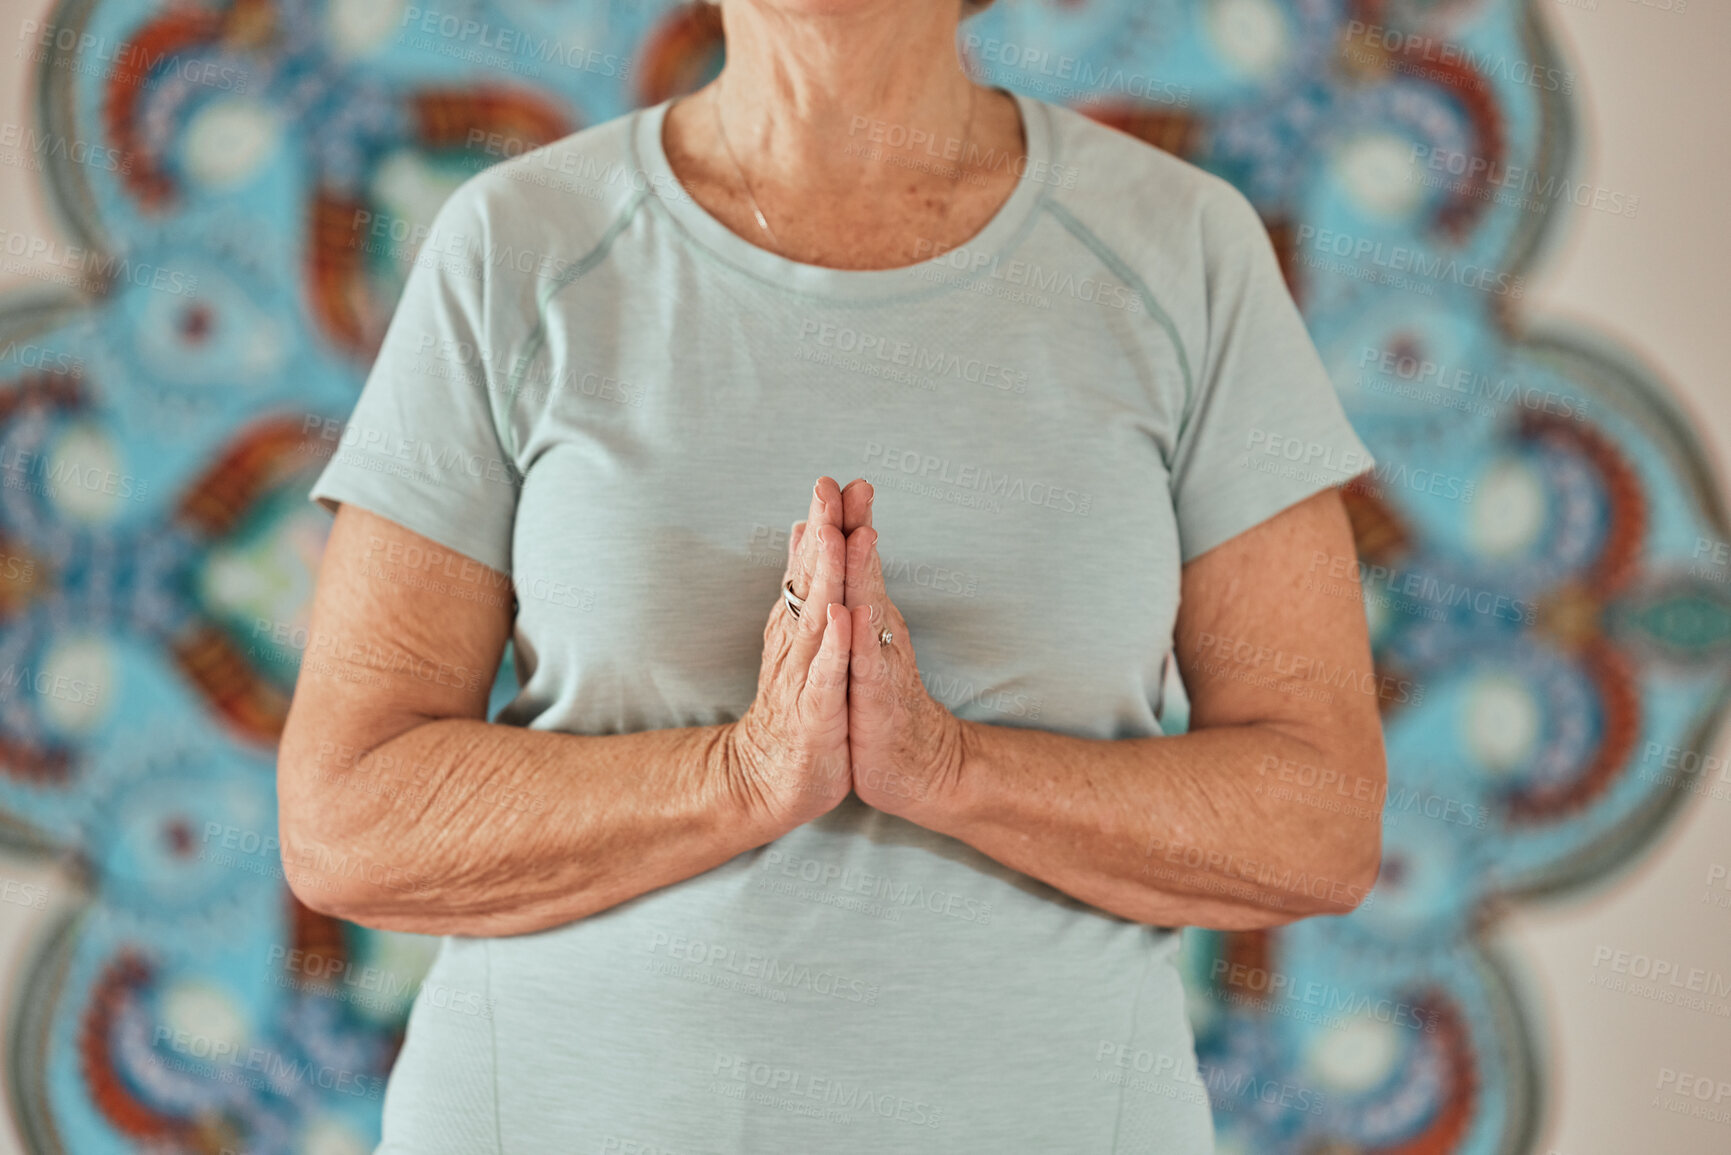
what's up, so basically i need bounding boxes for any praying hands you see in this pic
[726,475,966,828]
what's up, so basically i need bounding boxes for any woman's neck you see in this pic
[662,0,1027,268]
[711,0,980,190]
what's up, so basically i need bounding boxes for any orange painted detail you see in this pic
[174,415,328,538]
[1076,104,1201,163]
[410,88,572,153]
[1339,0,1508,245]
[1506,639,1639,823]
[80,952,196,1141]
[1372,992,1478,1155]
[100,5,226,212]
[634,1,726,108]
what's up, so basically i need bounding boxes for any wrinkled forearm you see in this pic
[905,720,1384,930]
[279,718,774,936]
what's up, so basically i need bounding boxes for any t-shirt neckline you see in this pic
[631,87,1052,302]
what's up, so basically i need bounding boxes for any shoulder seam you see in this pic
[1039,198,1194,402]
[494,187,649,458]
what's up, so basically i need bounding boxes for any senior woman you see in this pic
[279,0,1387,1150]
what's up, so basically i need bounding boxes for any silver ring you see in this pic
[783,580,805,619]
[878,627,893,647]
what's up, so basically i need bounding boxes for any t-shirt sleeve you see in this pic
[1167,183,1375,565]
[307,183,521,576]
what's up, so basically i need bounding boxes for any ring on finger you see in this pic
[783,579,806,619]
[877,626,893,647]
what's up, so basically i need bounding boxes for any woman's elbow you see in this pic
[277,751,390,922]
[1314,759,1386,916]
[276,709,416,921]
[1318,828,1383,917]
[278,806,367,921]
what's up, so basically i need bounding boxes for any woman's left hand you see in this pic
[829,479,969,819]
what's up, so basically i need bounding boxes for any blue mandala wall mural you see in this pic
[0,0,1727,1152]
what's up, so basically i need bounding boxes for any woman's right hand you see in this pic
[726,476,855,833]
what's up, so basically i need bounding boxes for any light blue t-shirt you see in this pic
[307,88,1374,1154]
